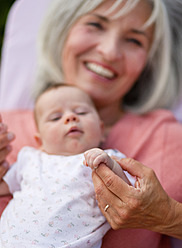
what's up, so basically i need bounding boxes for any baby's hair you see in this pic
[34,82,72,127]
[34,81,67,103]
[34,81,97,128]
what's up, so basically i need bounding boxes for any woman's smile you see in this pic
[84,62,117,80]
[62,0,153,112]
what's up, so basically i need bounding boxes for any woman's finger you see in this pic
[0,132,15,150]
[100,202,122,230]
[0,160,9,178]
[116,157,149,178]
[92,169,124,228]
[0,123,8,134]
[94,163,137,200]
[94,160,174,230]
[92,168,121,207]
[92,163,156,229]
[92,168,142,230]
[0,146,12,163]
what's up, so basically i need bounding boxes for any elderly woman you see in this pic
[0,0,182,247]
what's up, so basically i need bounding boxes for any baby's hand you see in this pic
[84,148,113,170]
[84,148,132,185]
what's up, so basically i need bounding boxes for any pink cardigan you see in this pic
[1,109,182,248]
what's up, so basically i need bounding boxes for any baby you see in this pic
[0,84,133,248]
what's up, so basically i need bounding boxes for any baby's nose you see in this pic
[64,113,79,124]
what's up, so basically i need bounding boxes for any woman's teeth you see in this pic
[86,62,115,79]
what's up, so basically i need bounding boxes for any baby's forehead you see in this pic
[53,86,95,106]
[38,86,95,110]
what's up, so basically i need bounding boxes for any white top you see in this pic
[1,147,128,248]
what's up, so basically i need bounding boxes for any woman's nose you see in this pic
[97,33,122,62]
[64,113,79,124]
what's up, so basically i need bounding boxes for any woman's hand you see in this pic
[0,115,15,178]
[92,158,182,238]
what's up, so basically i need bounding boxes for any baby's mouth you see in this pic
[85,62,116,79]
[67,127,83,136]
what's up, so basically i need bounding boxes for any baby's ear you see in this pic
[34,132,42,147]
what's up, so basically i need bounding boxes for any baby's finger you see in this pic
[84,152,96,168]
[93,154,105,168]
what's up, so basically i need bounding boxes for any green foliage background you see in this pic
[0,0,15,60]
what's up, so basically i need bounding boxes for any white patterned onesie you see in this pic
[0,147,130,248]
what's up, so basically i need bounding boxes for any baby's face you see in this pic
[35,86,103,155]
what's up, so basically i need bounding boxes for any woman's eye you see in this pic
[87,22,103,30]
[127,38,142,47]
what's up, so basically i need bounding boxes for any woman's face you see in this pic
[62,0,154,109]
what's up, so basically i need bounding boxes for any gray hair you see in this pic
[33,0,182,114]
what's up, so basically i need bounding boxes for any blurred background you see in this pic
[0,0,15,59]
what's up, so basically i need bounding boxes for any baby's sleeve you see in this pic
[3,148,26,194]
[3,162,21,194]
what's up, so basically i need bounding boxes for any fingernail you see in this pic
[7,132,15,141]
[2,161,9,169]
[0,123,7,133]
[7,145,12,152]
